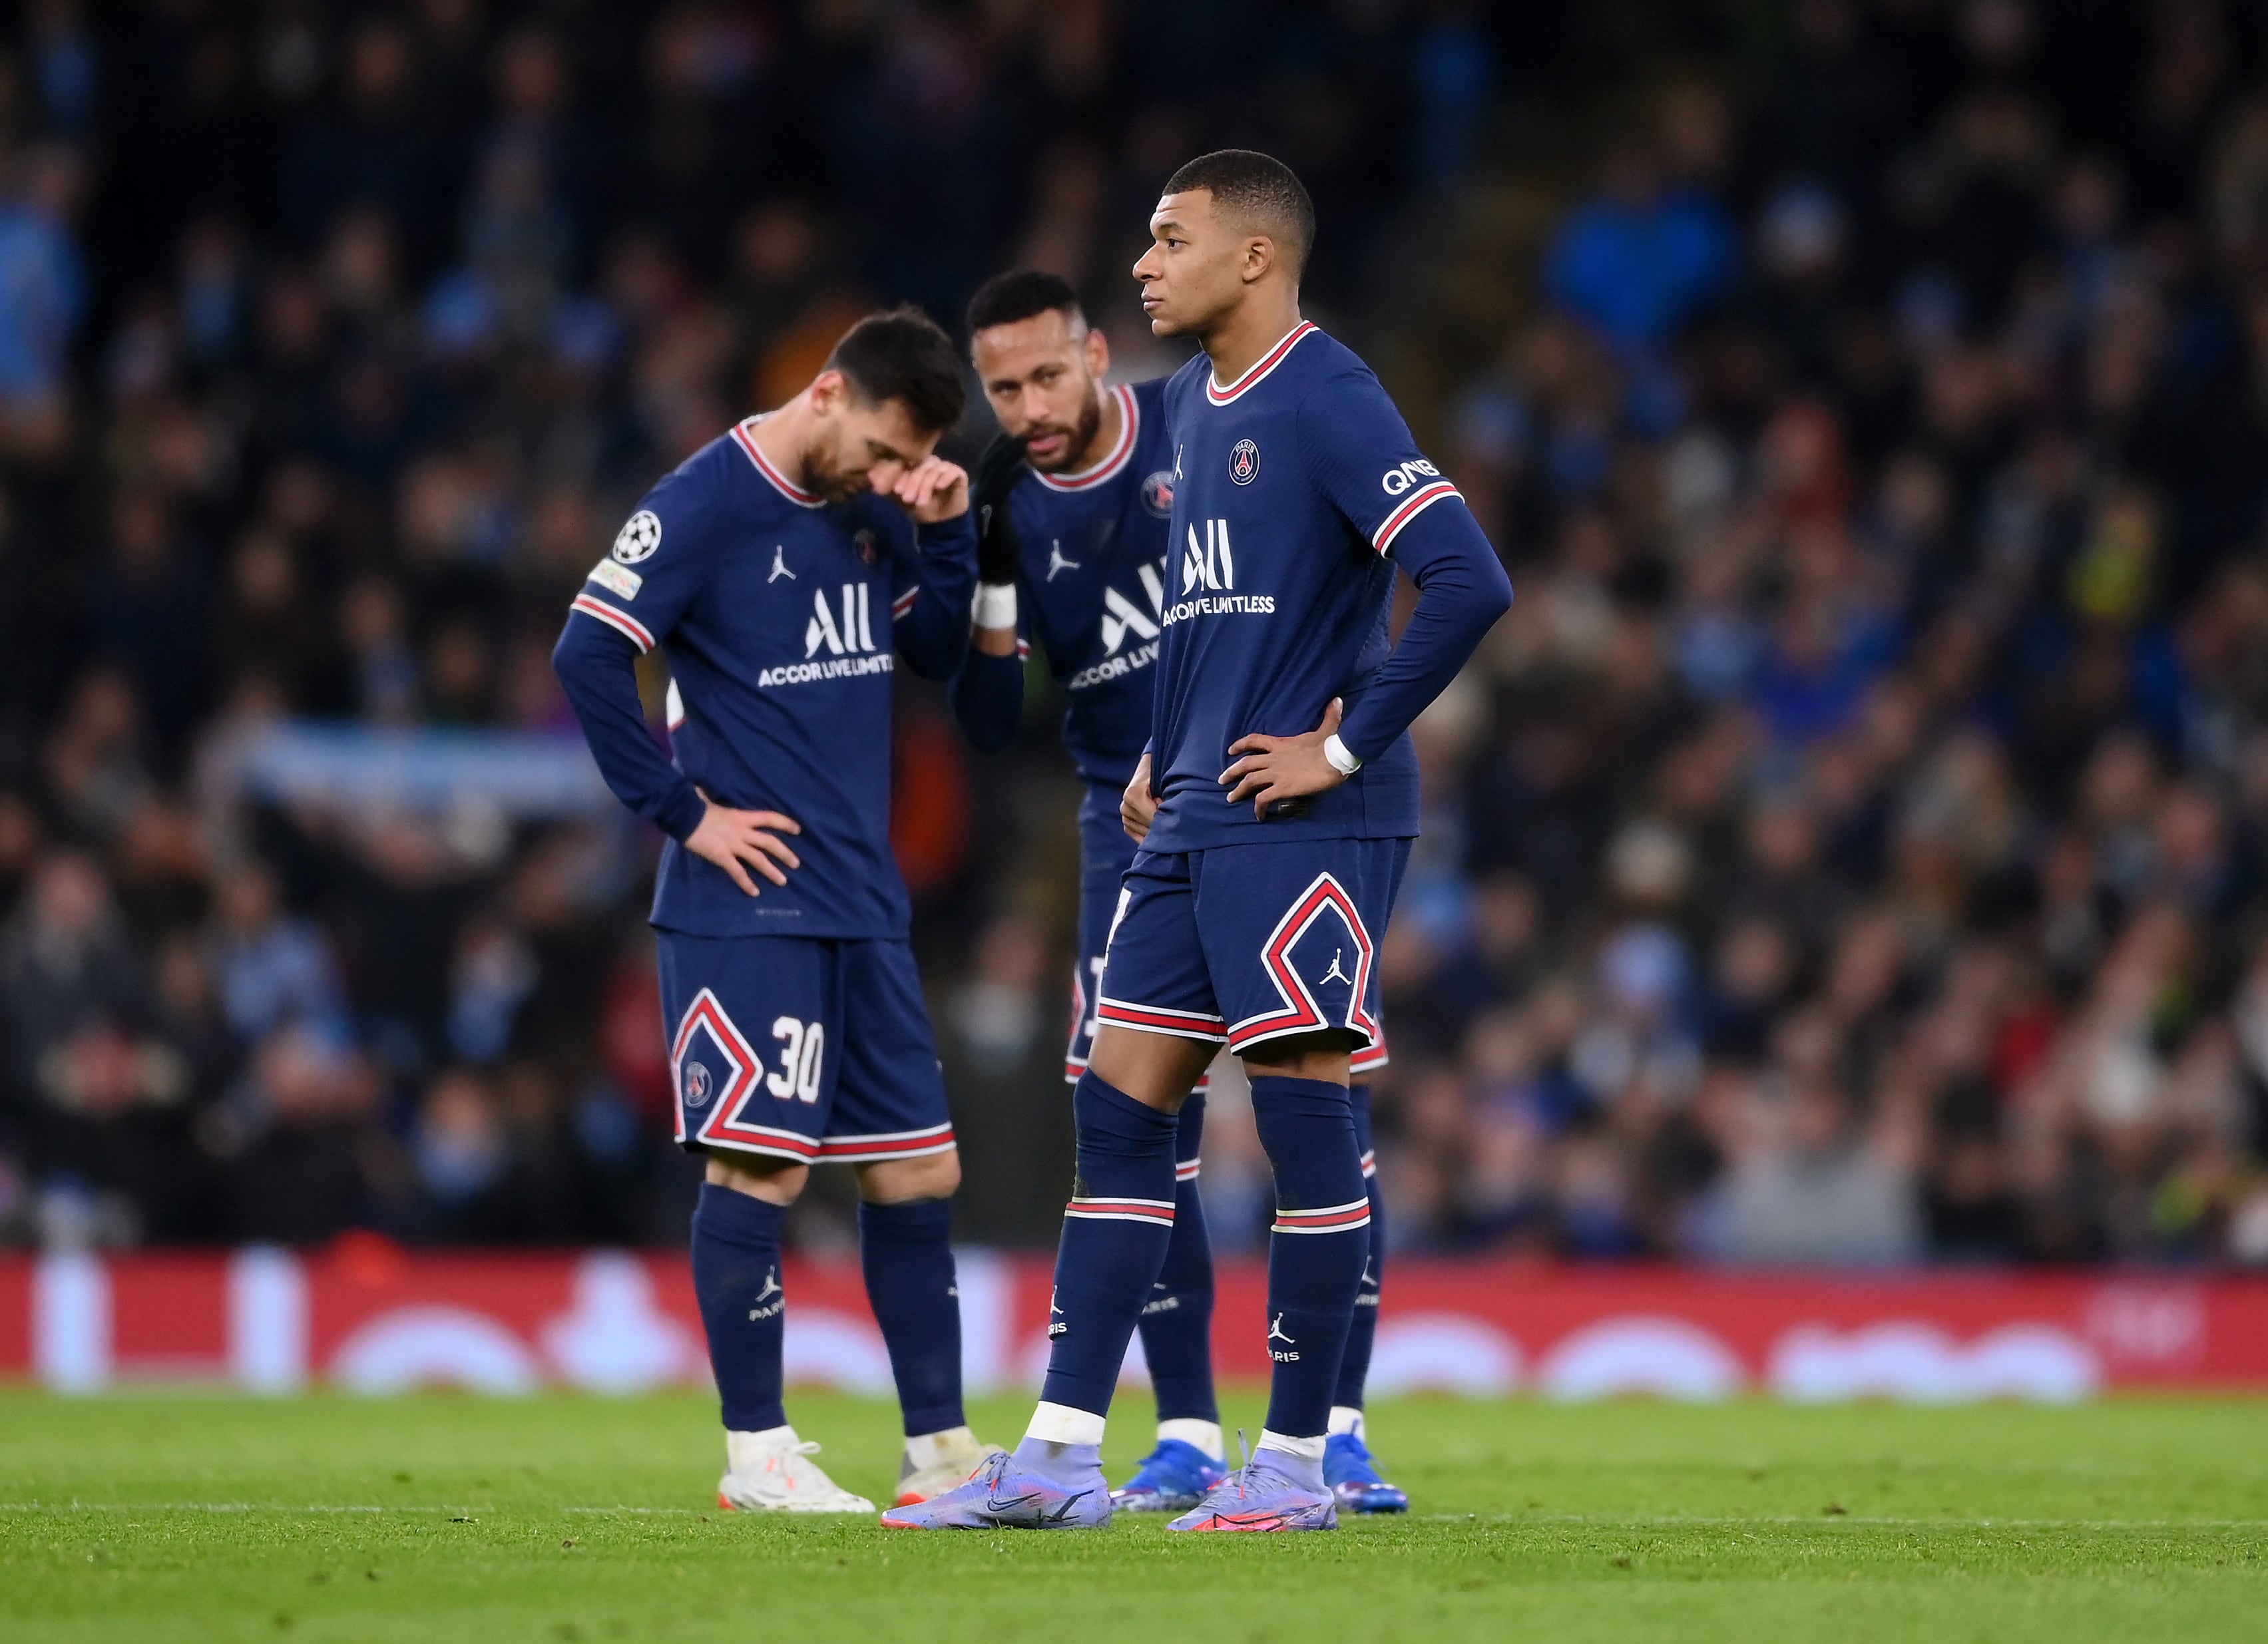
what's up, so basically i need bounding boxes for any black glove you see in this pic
[971,430,1028,587]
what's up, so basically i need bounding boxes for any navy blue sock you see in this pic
[690,1181,788,1432]
[858,1197,965,1437]
[1333,1082,1384,1412]
[1249,1075,1367,1441]
[1138,1090,1219,1425]
[1036,1071,1180,1418]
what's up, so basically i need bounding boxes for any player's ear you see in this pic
[1242,235,1275,286]
[809,368,847,415]
[1084,325,1111,377]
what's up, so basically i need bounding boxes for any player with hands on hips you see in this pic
[892,154,1510,1534]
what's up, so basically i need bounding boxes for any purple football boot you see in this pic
[880,1444,1113,1530]
[1165,1452,1338,1533]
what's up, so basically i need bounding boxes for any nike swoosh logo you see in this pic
[985,1492,1040,1514]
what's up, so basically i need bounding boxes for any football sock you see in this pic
[1139,1089,1220,1431]
[690,1181,788,1434]
[1252,1429,1328,1492]
[1332,1081,1384,1414]
[1030,1070,1180,1432]
[1248,1074,1368,1447]
[857,1196,965,1438]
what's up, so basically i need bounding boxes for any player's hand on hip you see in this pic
[686,789,803,897]
[1122,753,1158,843]
[893,455,970,522]
[1220,698,1349,820]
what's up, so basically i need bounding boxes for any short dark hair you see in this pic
[827,305,966,433]
[1162,149,1315,276]
[965,270,1084,339]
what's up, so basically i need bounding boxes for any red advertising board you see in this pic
[3,1250,2262,1400]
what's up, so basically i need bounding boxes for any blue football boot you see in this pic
[1323,1430,1409,1514]
[879,1446,1112,1530]
[1165,1454,1337,1533]
[1110,1437,1229,1514]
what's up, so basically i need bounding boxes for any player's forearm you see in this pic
[1335,507,1512,764]
[895,513,979,679]
[948,646,1025,753]
[552,620,708,840]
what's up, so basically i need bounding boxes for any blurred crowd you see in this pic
[1360,0,2268,1267]
[1,1,2266,1268]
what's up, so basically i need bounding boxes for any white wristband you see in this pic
[971,582,1017,630]
[1323,733,1361,775]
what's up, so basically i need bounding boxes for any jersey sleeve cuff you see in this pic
[654,784,708,843]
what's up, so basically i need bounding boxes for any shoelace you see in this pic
[1234,1428,1251,1504]
[764,1440,825,1482]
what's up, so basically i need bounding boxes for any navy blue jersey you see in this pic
[1145,323,1485,853]
[553,419,976,940]
[953,377,1177,787]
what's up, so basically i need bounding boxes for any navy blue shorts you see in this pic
[1094,836,1409,1062]
[658,931,954,1166]
[1069,783,1393,1081]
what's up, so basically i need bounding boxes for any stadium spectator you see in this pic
[0,4,2264,1269]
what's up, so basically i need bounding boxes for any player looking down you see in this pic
[889,154,1511,1533]
[949,268,1410,1514]
[553,307,1003,1513]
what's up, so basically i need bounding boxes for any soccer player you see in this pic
[553,308,1004,1513]
[889,154,1510,1532]
[949,268,1410,1514]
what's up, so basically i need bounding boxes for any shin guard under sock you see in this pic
[690,1182,788,1433]
[1035,1071,1180,1422]
[1248,1075,1367,1444]
[857,1197,965,1437]
[1332,1082,1384,1413]
[1138,1090,1219,1426]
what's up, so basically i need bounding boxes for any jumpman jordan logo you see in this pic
[768,544,795,582]
[1320,947,1353,987]
[754,1267,782,1303]
[1046,539,1080,580]
[1268,1313,1295,1346]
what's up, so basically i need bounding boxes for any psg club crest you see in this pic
[682,1060,713,1109]
[1140,469,1176,518]
[853,527,878,565]
[1230,439,1261,486]
[612,509,662,564]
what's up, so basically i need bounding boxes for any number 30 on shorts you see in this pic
[768,1016,825,1103]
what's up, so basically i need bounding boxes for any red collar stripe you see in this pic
[1206,321,1318,405]
[730,419,822,507]
[1034,384,1140,491]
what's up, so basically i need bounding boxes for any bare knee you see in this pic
[706,1152,808,1205]
[1240,1030,1352,1086]
[1088,1025,1215,1111]
[858,1148,961,1204]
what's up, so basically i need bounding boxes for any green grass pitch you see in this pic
[1,1390,2263,1642]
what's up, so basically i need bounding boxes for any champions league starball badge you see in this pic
[612,509,663,563]
[1230,439,1260,485]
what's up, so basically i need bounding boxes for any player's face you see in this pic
[805,373,941,502]
[1133,190,1249,338]
[971,310,1111,473]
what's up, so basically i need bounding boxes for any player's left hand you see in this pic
[1220,698,1349,820]
[893,455,970,522]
